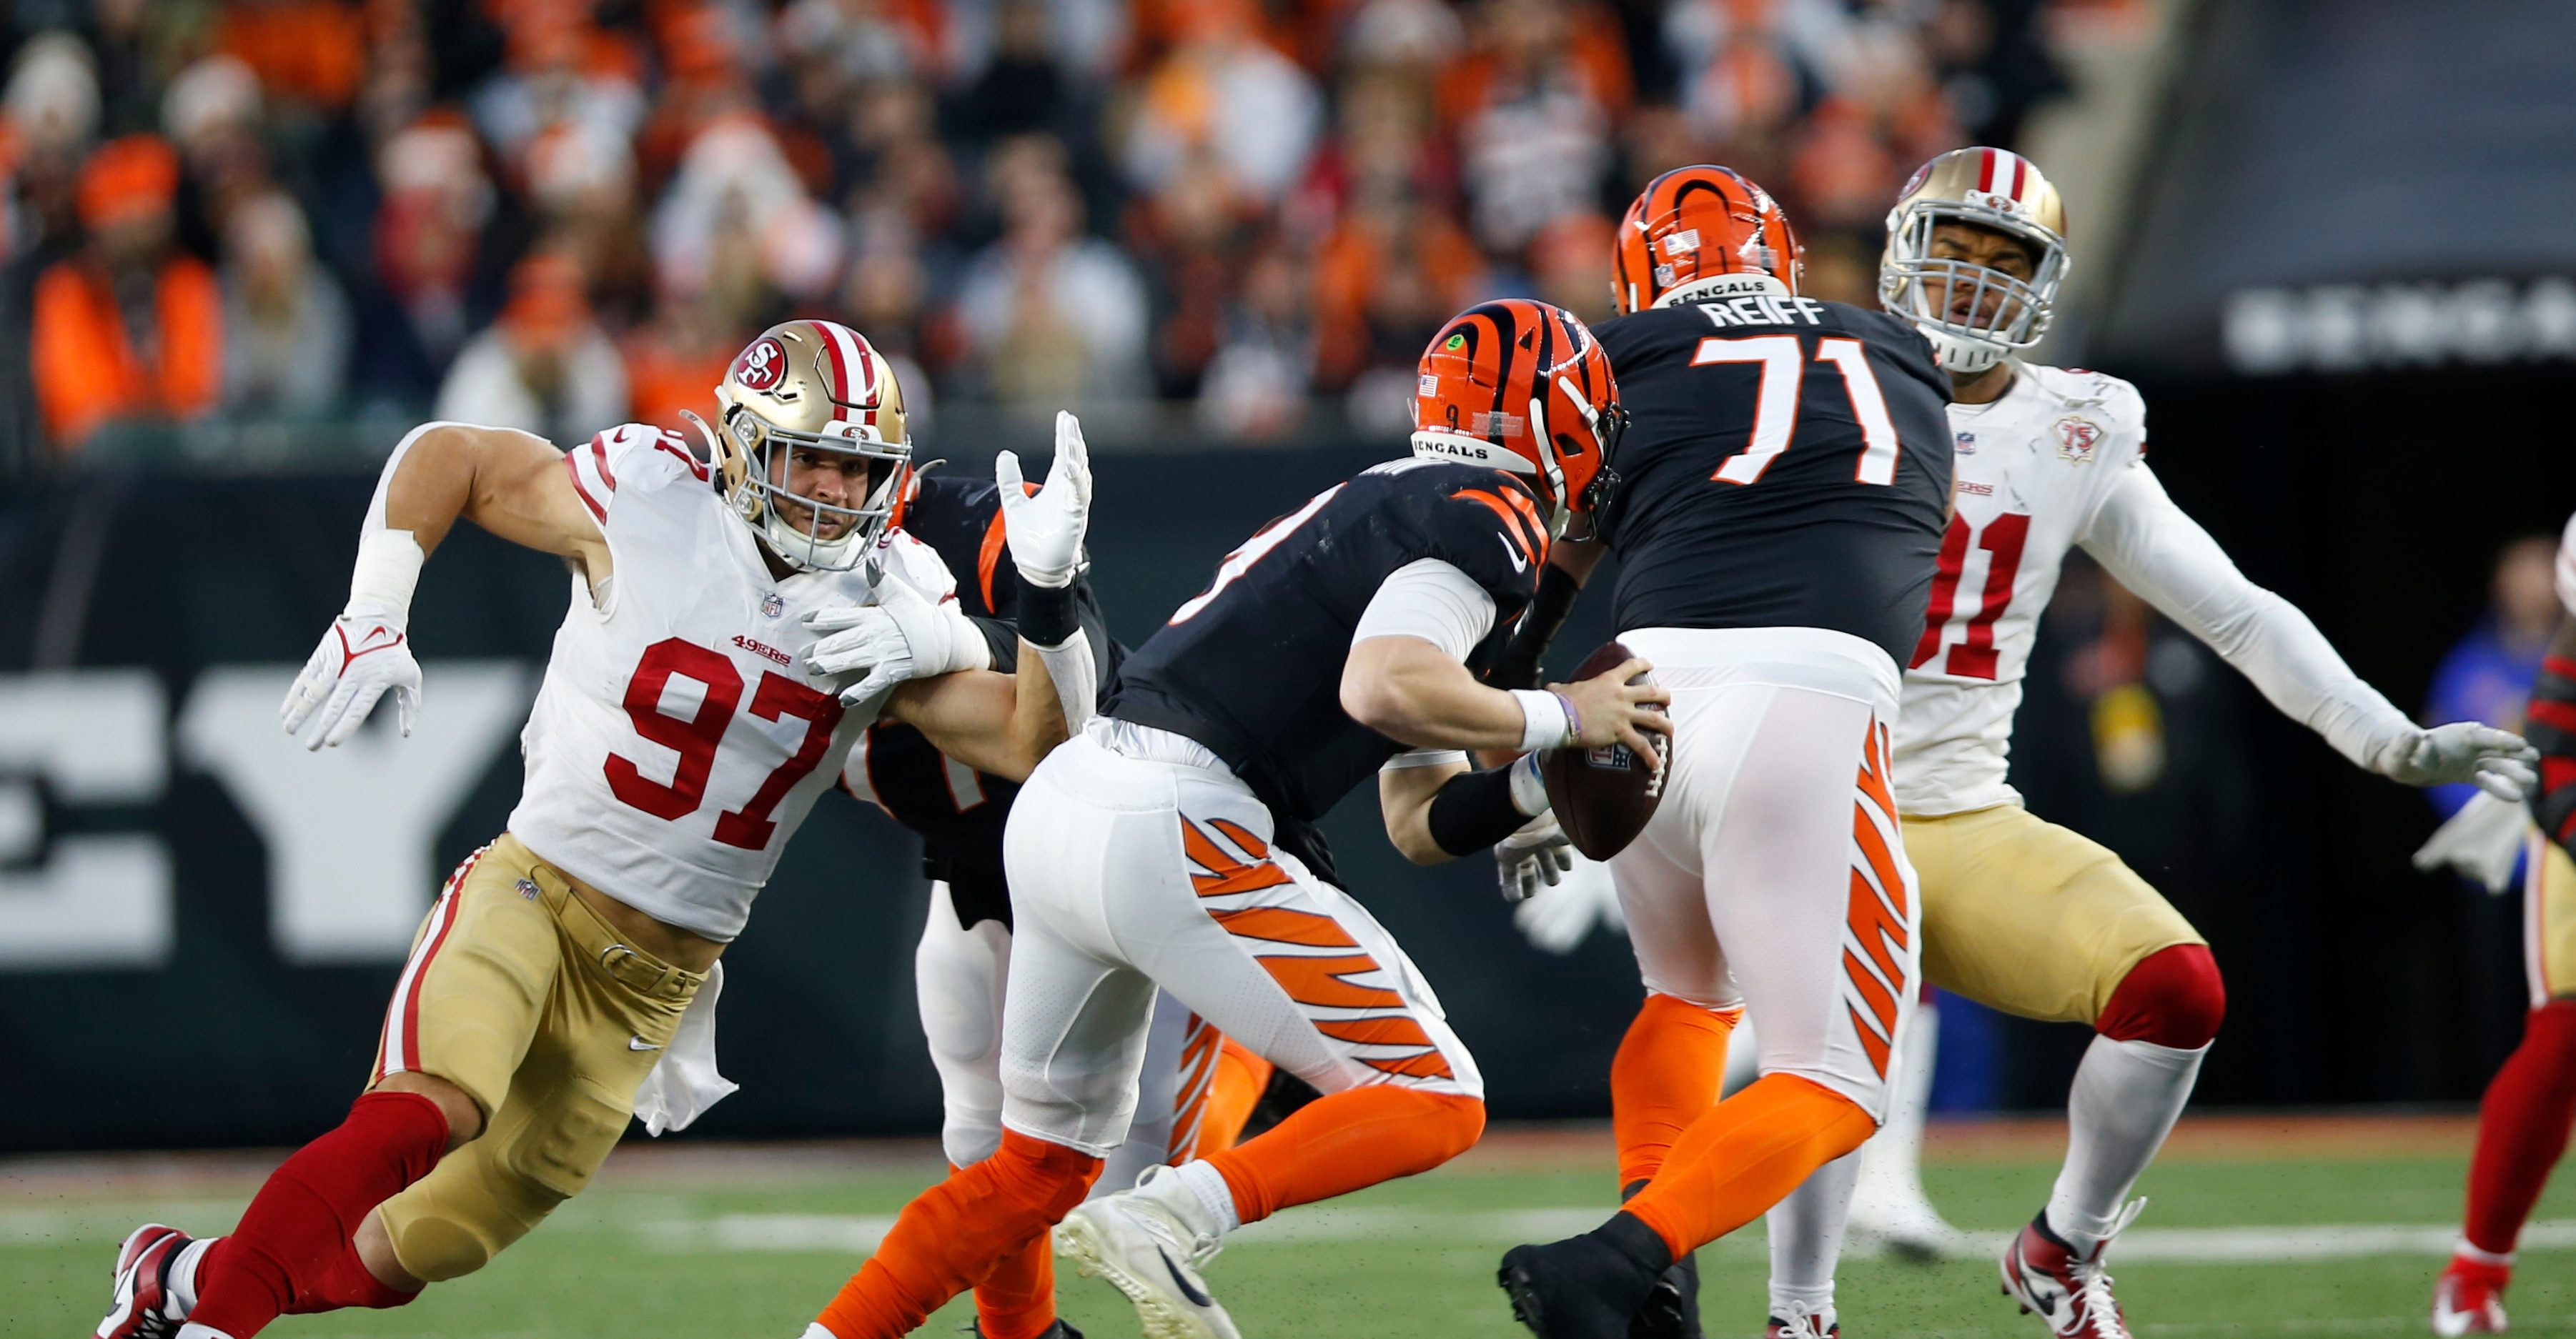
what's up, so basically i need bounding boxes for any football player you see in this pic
[2417,510,2576,1336]
[1490,164,1958,1339]
[1738,148,2539,1339]
[96,321,1094,1339]
[843,467,1275,1339]
[797,299,1663,1339]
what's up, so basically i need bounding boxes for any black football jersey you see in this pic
[1596,294,1953,664]
[1108,459,1547,884]
[849,472,1122,930]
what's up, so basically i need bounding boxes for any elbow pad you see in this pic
[1427,755,1549,857]
[1487,563,1583,691]
[2530,652,2576,848]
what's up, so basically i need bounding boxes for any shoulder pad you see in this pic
[873,527,961,603]
[565,422,713,523]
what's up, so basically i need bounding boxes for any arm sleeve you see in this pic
[2079,460,2410,772]
[1352,558,1500,662]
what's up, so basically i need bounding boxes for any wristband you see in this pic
[347,529,426,627]
[1514,689,1572,752]
[1016,579,1081,650]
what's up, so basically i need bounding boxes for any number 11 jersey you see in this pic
[1896,363,2151,816]
[1595,284,1954,665]
[507,422,924,940]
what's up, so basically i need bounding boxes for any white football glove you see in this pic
[803,577,991,709]
[994,410,1093,589]
[2412,790,2533,895]
[1497,814,1575,904]
[1515,847,1625,955]
[2369,722,2538,801]
[279,606,422,750]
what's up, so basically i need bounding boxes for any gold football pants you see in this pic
[367,832,704,1282]
[2525,835,2576,1005]
[1905,805,2205,1025]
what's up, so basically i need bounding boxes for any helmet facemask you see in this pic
[1881,203,2068,374]
[722,403,909,573]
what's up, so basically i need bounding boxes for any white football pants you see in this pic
[1610,626,1921,1122]
[997,723,1482,1157]
[913,881,1227,1191]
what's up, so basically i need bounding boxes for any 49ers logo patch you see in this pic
[735,337,788,392]
[2054,415,2103,462]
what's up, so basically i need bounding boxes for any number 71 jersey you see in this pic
[506,422,921,940]
[1895,364,2150,817]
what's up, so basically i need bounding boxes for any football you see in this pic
[1539,639,1672,860]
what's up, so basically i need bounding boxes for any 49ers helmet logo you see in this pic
[735,337,787,392]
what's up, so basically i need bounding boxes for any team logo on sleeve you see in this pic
[734,337,787,392]
[2053,416,2103,463]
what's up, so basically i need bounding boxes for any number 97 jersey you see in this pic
[506,423,917,941]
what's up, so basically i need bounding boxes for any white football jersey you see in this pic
[2557,511,2576,617]
[1895,364,2149,816]
[507,422,953,940]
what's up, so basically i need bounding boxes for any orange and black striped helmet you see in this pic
[1410,299,1625,534]
[1613,165,1803,314]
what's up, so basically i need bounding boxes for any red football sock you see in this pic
[2463,998,2576,1257]
[1203,1086,1483,1225]
[816,1131,1100,1339]
[189,1090,449,1337]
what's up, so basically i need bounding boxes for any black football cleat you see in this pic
[970,1323,1084,1338]
[1621,1180,1703,1339]
[1499,1213,1672,1338]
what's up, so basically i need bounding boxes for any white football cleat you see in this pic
[1846,1180,1969,1261]
[1056,1171,1239,1339]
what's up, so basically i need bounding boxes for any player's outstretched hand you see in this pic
[994,410,1093,589]
[2412,790,2532,895]
[279,608,422,750]
[804,577,986,707]
[2374,722,2539,801]
[1514,847,1625,954]
[1496,813,1575,904]
[1550,656,1672,768]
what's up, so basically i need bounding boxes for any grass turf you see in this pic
[8,1132,2575,1338]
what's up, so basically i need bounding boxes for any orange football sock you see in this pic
[815,1131,1100,1339]
[1611,993,1739,1189]
[971,1232,1057,1339]
[1204,1086,1483,1225]
[1622,1073,1875,1263]
[1200,1038,1274,1155]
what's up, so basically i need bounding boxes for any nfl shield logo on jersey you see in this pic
[2054,416,2103,462]
[761,592,785,618]
[1956,430,1977,454]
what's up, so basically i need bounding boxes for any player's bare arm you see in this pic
[878,642,1068,782]
[1350,635,1667,865]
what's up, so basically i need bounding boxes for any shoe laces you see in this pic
[1126,1166,1225,1268]
[1775,1300,1837,1338]
[2065,1200,2146,1339]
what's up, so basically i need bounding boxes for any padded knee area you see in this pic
[2095,943,2224,1049]
[378,1145,561,1283]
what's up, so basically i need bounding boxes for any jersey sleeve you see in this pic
[1417,470,1548,620]
[563,422,713,527]
[2070,372,2152,539]
[2557,512,2576,617]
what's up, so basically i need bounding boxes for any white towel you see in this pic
[633,960,740,1135]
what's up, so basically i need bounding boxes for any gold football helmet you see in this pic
[1880,147,2069,374]
[696,319,912,572]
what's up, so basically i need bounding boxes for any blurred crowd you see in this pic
[0,0,2084,471]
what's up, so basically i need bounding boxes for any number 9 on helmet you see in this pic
[1410,299,1627,541]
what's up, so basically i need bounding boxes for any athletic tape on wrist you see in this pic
[347,530,426,626]
[1515,689,1571,753]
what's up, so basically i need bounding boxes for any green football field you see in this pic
[9,1120,2574,1338]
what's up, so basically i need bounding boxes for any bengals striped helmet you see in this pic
[1880,146,2069,374]
[1411,299,1625,537]
[700,319,913,572]
[1613,165,1803,315]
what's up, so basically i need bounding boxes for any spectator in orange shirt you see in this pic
[31,135,222,452]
